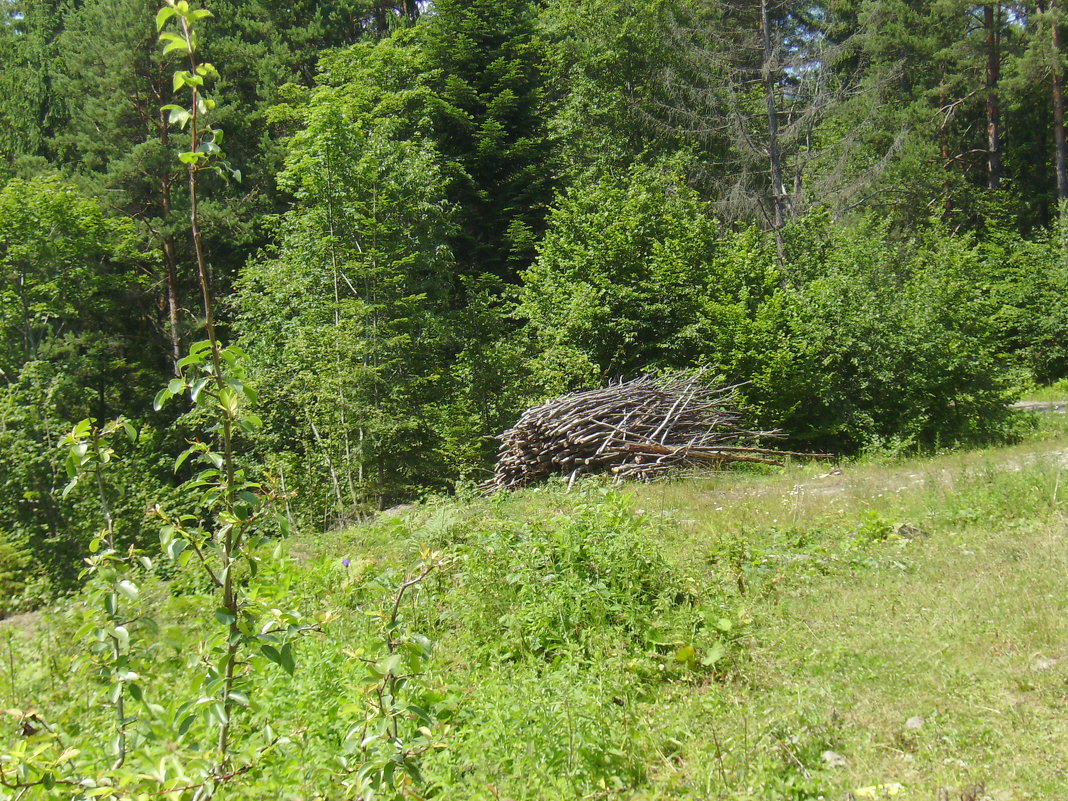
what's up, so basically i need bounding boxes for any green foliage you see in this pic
[339,548,446,797]
[978,221,1068,383]
[520,162,777,392]
[236,86,459,517]
[743,218,1022,450]
[540,0,681,177]
[0,176,146,375]
[421,0,553,276]
[0,176,162,594]
[523,200,1022,453]
[441,491,727,669]
[0,532,31,616]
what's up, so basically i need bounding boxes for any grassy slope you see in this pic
[7,415,1068,800]
[624,436,1068,800]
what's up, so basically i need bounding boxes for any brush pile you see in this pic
[484,373,832,492]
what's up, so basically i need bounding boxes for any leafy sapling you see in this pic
[0,417,157,794]
[154,0,318,781]
[341,547,448,799]
[62,417,153,772]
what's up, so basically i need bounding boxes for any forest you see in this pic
[2,0,1068,797]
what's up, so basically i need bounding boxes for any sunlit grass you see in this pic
[12,414,1068,799]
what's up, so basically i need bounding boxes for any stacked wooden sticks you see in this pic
[484,373,832,492]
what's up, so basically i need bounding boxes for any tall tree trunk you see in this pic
[939,86,956,216]
[985,4,1004,189]
[1053,0,1068,202]
[760,0,786,261]
[159,110,181,370]
[161,235,181,370]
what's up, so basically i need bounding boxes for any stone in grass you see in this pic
[904,716,925,730]
[894,523,929,540]
[821,750,847,768]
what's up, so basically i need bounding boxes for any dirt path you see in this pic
[1012,400,1068,412]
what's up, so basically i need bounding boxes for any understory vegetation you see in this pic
[7,415,1068,799]
[4,0,1068,796]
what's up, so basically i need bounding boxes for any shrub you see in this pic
[518,161,776,392]
[742,219,1022,451]
[445,491,692,661]
[522,203,1022,453]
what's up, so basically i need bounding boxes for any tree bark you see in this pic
[939,86,955,216]
[1053,0,1068,202]
[985,4,1004,189]
[760,0,787,261]
[159,109,181,370]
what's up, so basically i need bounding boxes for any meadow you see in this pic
[6,413,1068,800]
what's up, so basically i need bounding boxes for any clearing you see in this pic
[8,415,1068,800]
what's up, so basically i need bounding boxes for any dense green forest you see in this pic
[3,0,1068,797]
[5,0,1068,598]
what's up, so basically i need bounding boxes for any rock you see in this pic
[822,750,848,768]
[894,524,929,540]
[905,716,924,730]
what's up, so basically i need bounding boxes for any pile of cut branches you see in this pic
[484,373,832,492]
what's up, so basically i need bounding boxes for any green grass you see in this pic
[1019,377,1068,402]
[7,417,1068,799]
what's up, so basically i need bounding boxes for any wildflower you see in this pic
[342,558,351,567]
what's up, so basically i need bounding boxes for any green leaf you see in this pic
[165,538,187,562]
[167,107,192,128]
[261,642,295,675]
[261,644,282,665]
[214,608,237,626]
[175,445,199,471]
[116,580,139,601]
[208,701,227,727]
[113,626,130,652]
[279,642,295,675]
[177,713,195,738]
[374,653,403,676]
[155,6,178,30]
[160,32,190,55]
[406,703,434,725]
[189,377,210,403]
[675,644,696,666]
[154,387,174,411]
[227,691,249,707]
[700,642,726,667]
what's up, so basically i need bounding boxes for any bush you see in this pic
[521,202,1023,454]
[444,491,693,661]
[519,161,777,392]
[0,531,31,617]
[741,219,1022,451]
[978,224,1068,384]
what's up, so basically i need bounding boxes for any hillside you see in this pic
[5,415,1068,800]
